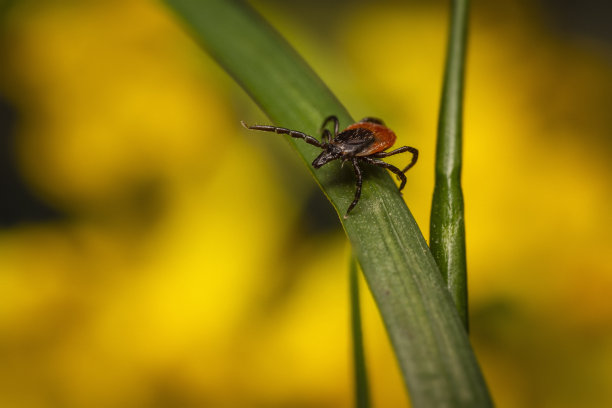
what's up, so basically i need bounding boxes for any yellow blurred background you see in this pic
[0,0,610,407]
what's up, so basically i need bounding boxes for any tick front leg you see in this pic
[321,129,332,144]
[345,158,363,218]
[362,157,408,191]
[241,121,324,148]
[371,146,418,172]
[320,115,339,136]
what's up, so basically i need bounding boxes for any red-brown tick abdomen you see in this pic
[344,122,396,156]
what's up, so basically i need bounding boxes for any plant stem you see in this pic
[349,256,370,408]
[431,0,470,330]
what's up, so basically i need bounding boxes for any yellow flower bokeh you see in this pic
[0,0,610,407]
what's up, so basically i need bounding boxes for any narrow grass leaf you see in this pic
[349,256,370,408]
[431,0,470,329]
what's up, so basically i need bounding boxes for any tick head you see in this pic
[312,145,341,168]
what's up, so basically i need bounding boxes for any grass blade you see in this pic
[349,256,370,408]
[431,0,470,330]
[163,0,492,406]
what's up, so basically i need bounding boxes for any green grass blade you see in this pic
[162,0,492,406]
[349,256,370,408]
[431,0,470,330]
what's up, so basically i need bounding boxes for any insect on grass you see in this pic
[242,116,418,217]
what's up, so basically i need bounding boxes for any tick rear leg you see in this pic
[371,146,418,173]
[359,117,385,125]
[362,157,408,191]
[345,158,363,218]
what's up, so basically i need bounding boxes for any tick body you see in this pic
[241,115,418,217]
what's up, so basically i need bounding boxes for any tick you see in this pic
[241,115,418,217]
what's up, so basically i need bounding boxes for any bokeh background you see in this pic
[1,0,611,407]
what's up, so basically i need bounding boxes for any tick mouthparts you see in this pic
[312,150,337,168]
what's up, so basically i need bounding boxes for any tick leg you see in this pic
[359,117,385,125]
[362,157,408,191]
[241,121,323,148]
[371,146,418,173]
[345,158,363,218]
[320,115,339,136]
[321,129,332,144]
